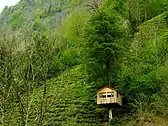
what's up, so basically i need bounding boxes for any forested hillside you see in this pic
[1,0,168,125]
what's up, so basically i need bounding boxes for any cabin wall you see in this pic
[116,94,122,106]
[97,87,122,106]
[97,88,117,104]
[97,97,116,104]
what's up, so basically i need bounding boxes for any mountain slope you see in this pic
[118,11,168,126]
[3,65,108,126]
[1,1,168,126]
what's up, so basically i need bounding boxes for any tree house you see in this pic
[96,87,122,107]
[97,87,123,124]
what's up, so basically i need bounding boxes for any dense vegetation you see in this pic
[1,0,168,125]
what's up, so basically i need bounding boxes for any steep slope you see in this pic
[119,11,168,126]
[41,65,106,126]
[25,12,168,125]
[3,65,108,126]
[132,11,168,54]
[1,1,168,126]
[0,0,90,31]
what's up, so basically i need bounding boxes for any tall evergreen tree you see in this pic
[84,0,130,86]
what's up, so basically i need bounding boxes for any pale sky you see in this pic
[0,0,20,13]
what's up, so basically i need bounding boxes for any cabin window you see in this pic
[99,93,106,98]
[107,92,114,97]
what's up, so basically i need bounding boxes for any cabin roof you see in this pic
[96,86,118,93]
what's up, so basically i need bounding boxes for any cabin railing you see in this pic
[97,97,117,104]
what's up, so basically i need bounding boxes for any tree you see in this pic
[10,10,24,30]
[84,0,130,86]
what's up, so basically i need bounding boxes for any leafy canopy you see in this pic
[84,0,130,85]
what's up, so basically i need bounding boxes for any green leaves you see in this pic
[84,0,129,84]
[10,10,24,30]
[128,0,168,35]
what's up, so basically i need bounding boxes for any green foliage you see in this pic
[84,0,130,85]
[60,48,79,69]
[1,65,108,125]
[10,10,24,30]
[1,0,168,125]
[70,0,82,8]
[35,9,42,19]
[128,0,168,35]
[128,0,168,22]
[118,11,168,117]
[13,32,61,83]
[62,8,88,46]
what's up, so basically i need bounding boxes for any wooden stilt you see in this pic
[109,108,113,125]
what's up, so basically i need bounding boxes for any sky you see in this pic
[0,0,20,13]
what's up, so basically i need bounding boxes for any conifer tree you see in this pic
[84,0,130,86]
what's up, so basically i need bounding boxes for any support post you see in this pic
[109,108,113,124]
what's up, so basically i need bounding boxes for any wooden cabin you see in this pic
[96,87,122,107]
